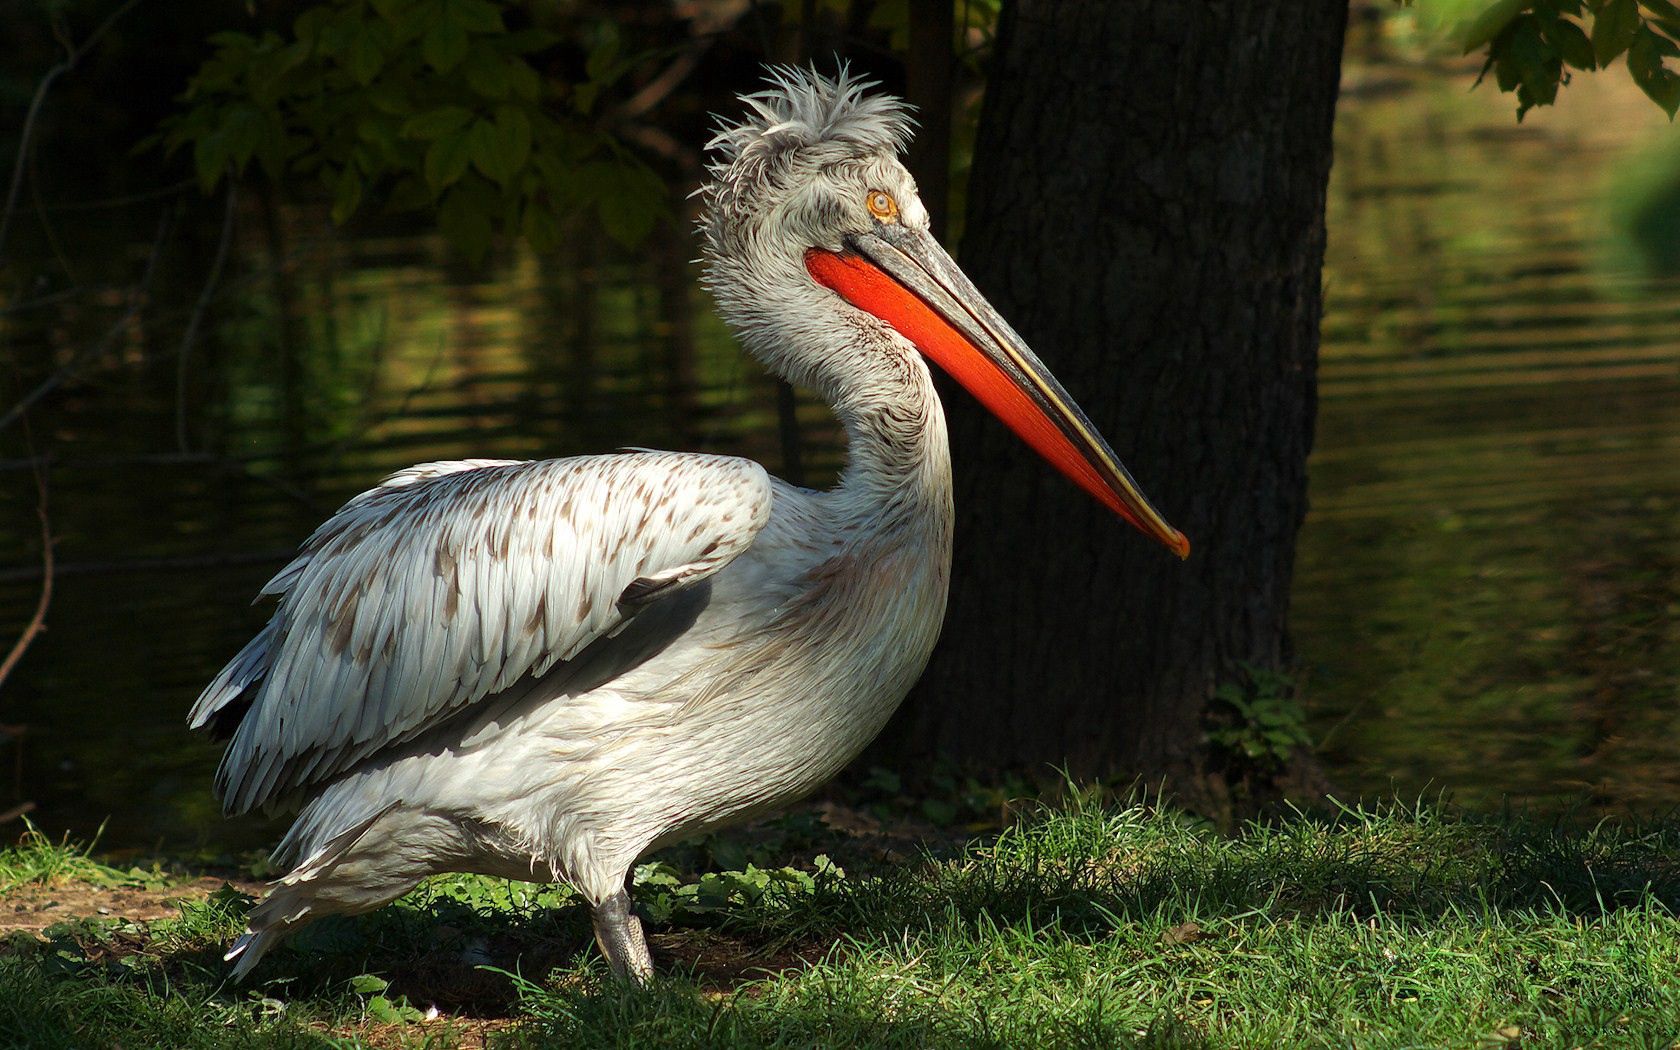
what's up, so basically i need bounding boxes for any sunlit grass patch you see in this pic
[502,799,1680,1048]
[0,819,163,893]
[2,798,1679,1048]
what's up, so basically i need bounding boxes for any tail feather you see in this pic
[223,801,403,982]
[225,931,272,982]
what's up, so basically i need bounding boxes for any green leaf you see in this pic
[402,105,473,139]
[1628,27,1680,114]
[424,127,473,190]
[505,60,541,101]
[584,24,620,82]
[695,874,732,909]
[438,184,494,261]
[293,7,328,50]
[594,166,664,246]
[921,798,959,825]
[462,46,510,98]
[422,19,469,72]
[345,21,388,85]
[348,974,389,995]
[331,165,364,224]
[248,36,308,109]
[1544,17,1598,68]
[192,131,229,193]
[492,105,531,178]
[367,80,412,116]
[256,125,299,182]
[377,0,426,44]
[365,994,421,1024]
[1651,27,1680,55]
[207,29,261,51]
[1460,0,1527,52]
[1492,15,1562,115]
[221,103,266,167]
[1593,0,1642,64]
[466,118,502,183]
[446,0,505,33]
[506,28,561,54]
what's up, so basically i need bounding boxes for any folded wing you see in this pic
[190,451,772,815]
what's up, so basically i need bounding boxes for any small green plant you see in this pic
[348,973,428,1024]
[633,855,844,925]
[1206,663,1311,771]
[858,763,1035,830]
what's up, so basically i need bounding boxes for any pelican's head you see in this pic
[700,67,922,267]
[700,68,1189,559]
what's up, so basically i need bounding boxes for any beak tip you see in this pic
[1168,530,1191,560]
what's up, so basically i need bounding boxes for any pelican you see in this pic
[190,68,1189,982]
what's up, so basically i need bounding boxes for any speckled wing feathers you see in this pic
[190,452,771,816]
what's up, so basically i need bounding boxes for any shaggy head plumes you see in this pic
[699,66,917,262]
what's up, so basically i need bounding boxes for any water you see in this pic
[1298,66,1680,810]
[3,55,1679,850]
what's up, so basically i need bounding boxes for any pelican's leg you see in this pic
[590,886,653,982]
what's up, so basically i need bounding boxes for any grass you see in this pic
[2,795,1679,1048]
[0,820,158,893]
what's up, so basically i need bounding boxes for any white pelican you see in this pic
[190,68,1189,982]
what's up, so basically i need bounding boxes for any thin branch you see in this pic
[0,284,106,317]
[0,548,293,586]
[0,451,216,471]
[0,451,54,695]
[612,41,715,123]
[609,4,746,123]
[0,208,171,433]
[0,449,325,517]
[45,178,195,213]
[27,142,77,282]
[0,0,148,262]
[176,187,239,452]
[615,122,700,169]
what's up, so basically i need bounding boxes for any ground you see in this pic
[2,783,1679,1049]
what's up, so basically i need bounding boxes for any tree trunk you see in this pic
[893,0,1347,788]
[903,0,954,236]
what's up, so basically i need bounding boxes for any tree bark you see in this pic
[903,0,954,236]
[893,0,1347,785]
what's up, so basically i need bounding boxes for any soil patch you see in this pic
[1,875,264,935]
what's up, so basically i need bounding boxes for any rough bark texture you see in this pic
[892,0,1348,783]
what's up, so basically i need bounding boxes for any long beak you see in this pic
[805,225,1189,559]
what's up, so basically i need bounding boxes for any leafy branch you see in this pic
[1454,0,1680,118]
[151,0,669,261]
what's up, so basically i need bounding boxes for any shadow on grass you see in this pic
[4,799,1677,1048]
[800,800,1680,946]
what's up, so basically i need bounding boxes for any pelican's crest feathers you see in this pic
[706,66,913,167]
[699,67,914,249]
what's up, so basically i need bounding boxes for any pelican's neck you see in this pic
[706,256,953,535]
[827,350,953,534]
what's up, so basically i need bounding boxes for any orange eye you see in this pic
[866,190,899,222]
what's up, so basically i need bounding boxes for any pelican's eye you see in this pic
[866,190,899,222]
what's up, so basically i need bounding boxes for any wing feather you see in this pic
[192,451,771,815]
